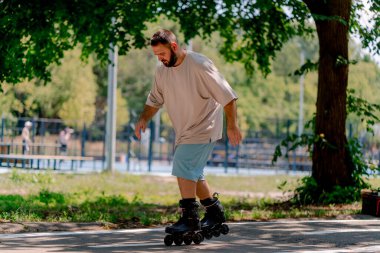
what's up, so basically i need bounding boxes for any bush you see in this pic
[293,176,362,205]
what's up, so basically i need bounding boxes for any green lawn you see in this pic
[0,169,378,227]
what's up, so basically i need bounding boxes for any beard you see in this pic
[162,48,178,67]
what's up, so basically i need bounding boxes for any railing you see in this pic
[0,116,378,172]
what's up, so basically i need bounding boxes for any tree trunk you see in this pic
[304,0,354,191]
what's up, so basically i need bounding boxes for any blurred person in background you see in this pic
[22,121,33,154]
[59,127,74,155]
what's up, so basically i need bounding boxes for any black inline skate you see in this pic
[200,193,229,240]
[164,199,204,246]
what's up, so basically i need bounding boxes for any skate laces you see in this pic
[212,192,219,198]
[202,192,220,208]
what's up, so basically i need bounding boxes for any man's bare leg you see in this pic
[196,180,212,200]
[177,177,197,198]
[177,177,213,200]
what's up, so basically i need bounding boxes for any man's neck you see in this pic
[173,49,187,67]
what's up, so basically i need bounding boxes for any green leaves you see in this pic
[293,175,362,205]
[335,56,358,67]
[0,0,313,83]
[291,59,319,76]
[0,0,380,83]
[272,88,380,204]
[0,0,157,84]
[350,0,380,55]
[0,0,378,85]
[214,1,312,76]
[311,14,348,25]
[347,89,380,135]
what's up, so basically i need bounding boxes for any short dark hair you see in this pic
[150,29,178,46]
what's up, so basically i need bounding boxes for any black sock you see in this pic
[180,198,197,208]
[181,198,196,204]
[200,198,216,207]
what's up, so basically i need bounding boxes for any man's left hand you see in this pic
[227,125,242,147]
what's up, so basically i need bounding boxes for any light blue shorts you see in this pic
[172,142,216,182]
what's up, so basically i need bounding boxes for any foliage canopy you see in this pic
[0,0,318,84]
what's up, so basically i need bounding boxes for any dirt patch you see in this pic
[147,176,176,183]
[0,222,108,234]
[0,189,32,195]
[223,190,292,200]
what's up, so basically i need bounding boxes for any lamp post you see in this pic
[298,47,305,137]
[105,18,118,172]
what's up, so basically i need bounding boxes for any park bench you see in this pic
[0,154,94,170]
[0,142,61,155]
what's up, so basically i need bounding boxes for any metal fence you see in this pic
[0,116,379,171]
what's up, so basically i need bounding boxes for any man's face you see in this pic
[151,43,178,67]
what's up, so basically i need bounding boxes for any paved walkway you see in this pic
[1,219,379,252]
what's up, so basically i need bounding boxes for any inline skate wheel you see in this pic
[192,233,203,244]
[164,234,174,246]
[204,231,213,240]
[174,235,183,246]
[198,232,204,242]
[221,224,229,235]
[184,234,193,245]
[212,229,221,237]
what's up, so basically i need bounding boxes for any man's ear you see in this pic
[170,42,178,51]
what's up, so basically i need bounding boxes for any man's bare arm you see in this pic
[224,99,242,146]
[135,105,160,140]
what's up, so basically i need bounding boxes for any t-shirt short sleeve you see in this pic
[198,59,238,106]
[146,73,164,108]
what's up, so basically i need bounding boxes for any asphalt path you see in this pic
[1,219,380,253]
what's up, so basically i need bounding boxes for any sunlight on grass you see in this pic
[0,169,377,226]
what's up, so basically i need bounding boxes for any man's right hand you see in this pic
[134,118,147,140]
[134,105,160,140]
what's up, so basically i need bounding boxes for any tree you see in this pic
[300,1,379,193]
[1,0,379,201]
[303,0,353,191]
[0,49,99,128]
[42,49,98,127]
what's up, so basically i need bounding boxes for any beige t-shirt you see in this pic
[146,51,238,146]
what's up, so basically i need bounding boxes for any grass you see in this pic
[0,169,378,228]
